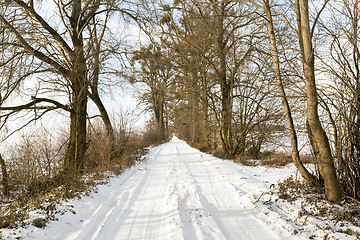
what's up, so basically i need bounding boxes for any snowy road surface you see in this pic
[24,137,304,240]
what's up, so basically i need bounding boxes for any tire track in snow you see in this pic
[164,138,295,240]
[63,159,152,240]
[29,137,303,240]
[62,145,168,240]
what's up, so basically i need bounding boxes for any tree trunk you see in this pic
[202,89,211,146]
[89,93,115,139]
[0,153,9,197]
[64,111,76,168]
[160,102,166,140]
[89,91,116,156]
[298,0,341,201]
[89,31,116,147]
[221,81,233,154]
[216,2,233,155]
[64,87,88,170]
[264,0,319,186]
[219,36,232,153]
[63,0,88,171]
[153,93,166,141]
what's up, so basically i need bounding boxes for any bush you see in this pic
[187,141,213,153]
[260,153,292,167]
[213,149,234,160]
[275,176,360,231]
[0,118,164,231]
[32,218,46,228]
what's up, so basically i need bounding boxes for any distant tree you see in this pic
[158,0,264,155]
[131,44,175,140]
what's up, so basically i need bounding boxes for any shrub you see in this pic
[0,118,163,231]
[187,141,213,153]
[260,153,292,167]
[32,218,46,228]
[213,150,234,160]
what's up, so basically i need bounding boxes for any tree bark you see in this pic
[218,3,233,154]
[298,0,341,201]
[153,91,166,140]
[64,85,88,170]
[264,0,319,186]
[0,153,9,197]
[221,81,233,154]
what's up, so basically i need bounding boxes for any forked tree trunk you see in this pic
[298,0,341,201]
[264,0,319,186]
[63,0,89,171]
[219,44,233,154]
[217,2,233,155]
[89,37,116,147]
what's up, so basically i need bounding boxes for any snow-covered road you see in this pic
[23,137,304,240]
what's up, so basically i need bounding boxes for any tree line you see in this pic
[0,0,359,202]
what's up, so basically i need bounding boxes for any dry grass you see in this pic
[300,154,314,164]
[4,132,65,193]
[260,153,293,167]
[0,123,165,230]
[234,154,257,166]
[234,152,293,167]
[187,141,213,153]
[187,140,307,168]
[276,176,360,237]
[234,152,314,168]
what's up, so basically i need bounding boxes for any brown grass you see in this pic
[187,141,213,153]
[300,154,314,164]
[275,176,360,235]
[234,151,314,168]
[260,153,293,167]
[234,155,256,166]
[0,124,165,230]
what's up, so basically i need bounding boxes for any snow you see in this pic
[1,136,358,239]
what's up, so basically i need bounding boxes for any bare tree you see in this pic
[0,0,128,170]
[157,0,262,154]
[262,0,318,186]
[317,0,360,198]
[131,44,175,140]
[295,0,341,201]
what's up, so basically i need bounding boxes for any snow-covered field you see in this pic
[1,137,358,239]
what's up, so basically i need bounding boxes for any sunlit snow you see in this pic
[2,137,358,240]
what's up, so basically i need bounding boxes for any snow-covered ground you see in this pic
[1,137,358,239]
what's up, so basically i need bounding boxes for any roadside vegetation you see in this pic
[0,121,166,231]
